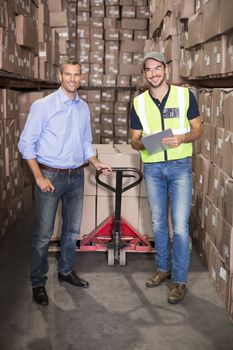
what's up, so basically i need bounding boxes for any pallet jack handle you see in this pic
[95,167,143,194]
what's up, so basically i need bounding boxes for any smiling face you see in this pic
[59,64,82,99]
[143,58,167,88]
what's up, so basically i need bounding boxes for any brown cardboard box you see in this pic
[211,36,227,75]
[187,12,203,48]
[77,0,89,11]
[103,17,118,29]
[114,125,128,137]
[120,29,134,40]
[213,127,224,168]
[221,131,233,179]
[216,254,231,308]
[101,114,114,125]
[47,0,64,12]
[18,91,45,113]
[91,6,105,17]
[38,3,50,26]
[119,64,141,76]
[102,90,116,102]
[164,36,180,62]
[120,39,145,53]
[122,5,135,17]
[226,31,233,73]
[222,89,233,132]
[101,124,114,137]
[105,5,120,18]
[96,147,141,197]
[50,11,68,27]
[192,45,203,77]
[89,74,103,86]
[212,88,224,128]
[202,0,220,42]
[91,123,101,143]
[96,195,139,231]
[105,28,119,41]
[216,216,233,271]
[103,75,116,87]
[90,17,103,28]
[77,11,90,25]
[117,90,131,103]
[121,18,148,30]
[105,62,118,75]
[90,39,104,51]
[15,15,38,52]
[162,12,177,39]
[219,0,233,34]
[117,75,131,87]
[166,59,184,84]
[178,0,195,19]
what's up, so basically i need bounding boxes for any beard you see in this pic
[147,74,166,88]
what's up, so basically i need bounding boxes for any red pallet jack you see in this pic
[80,167,153,265]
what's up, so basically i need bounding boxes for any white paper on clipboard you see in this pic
[141,128,174,155]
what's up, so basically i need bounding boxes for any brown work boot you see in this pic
[146,271,171,288]
[168,283,187,304]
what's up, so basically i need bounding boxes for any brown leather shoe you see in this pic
[146,271,171,288]
[168,283,187,304]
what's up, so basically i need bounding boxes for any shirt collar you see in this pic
[149,84,171,104]
[57,87,80,104]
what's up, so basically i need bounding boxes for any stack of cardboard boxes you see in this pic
[146,0,233,322]
[52,144,153,241]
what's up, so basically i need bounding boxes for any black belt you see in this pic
[39,162,89,173]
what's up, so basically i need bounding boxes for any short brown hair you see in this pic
[59,58,81,74]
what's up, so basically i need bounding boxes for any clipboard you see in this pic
[141,128,174,155]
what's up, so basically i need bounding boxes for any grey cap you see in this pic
[142,51,166,68]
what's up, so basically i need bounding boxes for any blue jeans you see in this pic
[31,169,84,288]
[144,158,192,284]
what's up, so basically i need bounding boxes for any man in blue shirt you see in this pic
[18,59,112,306]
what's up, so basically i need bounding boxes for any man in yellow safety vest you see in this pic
[130,51,203,304]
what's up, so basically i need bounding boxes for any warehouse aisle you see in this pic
[0,207,232,350]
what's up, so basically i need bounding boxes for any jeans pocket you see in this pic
[41,169,58,182]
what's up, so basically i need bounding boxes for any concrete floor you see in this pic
[0,207,233,350]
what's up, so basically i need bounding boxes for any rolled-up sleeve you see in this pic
[18,102,44,160]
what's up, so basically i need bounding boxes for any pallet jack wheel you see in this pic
[119,249,126,266]
[107,249,115,266]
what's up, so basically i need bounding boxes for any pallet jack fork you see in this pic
[80,167,153,265]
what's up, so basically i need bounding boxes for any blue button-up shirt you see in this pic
[18,87,95,168]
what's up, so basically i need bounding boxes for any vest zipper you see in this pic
[161,110,168,161]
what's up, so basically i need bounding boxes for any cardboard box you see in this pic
[219,0,233,34]
[221,131,233,178]
[38,3,50,26]
[222,89,233,132]
[15,15,38,52]
[120,39,145,53]
[50,10,68,27]
[96,195,139,231]
[202,0,220,42]
[187,12,203,48]
[96,147,141,197]
[121,18,148,30]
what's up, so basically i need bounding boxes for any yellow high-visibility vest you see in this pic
[133,85,193,162]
